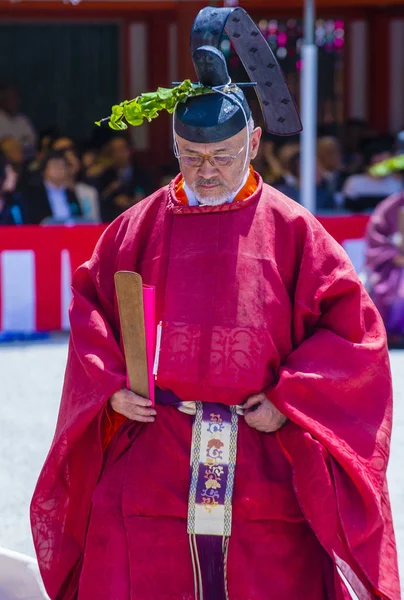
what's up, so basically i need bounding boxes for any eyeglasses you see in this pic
[174,144,246,168]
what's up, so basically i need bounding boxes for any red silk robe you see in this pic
[30,172,400,599]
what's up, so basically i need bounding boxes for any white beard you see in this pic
[193,189,231,206]
[191,180,239,206]
[188,167,250,206]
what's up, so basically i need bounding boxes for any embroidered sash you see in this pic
[188,402,238,537]
[155,389,241,599]
[187,402,239,600]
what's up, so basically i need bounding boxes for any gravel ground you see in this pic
[0,338,403,589]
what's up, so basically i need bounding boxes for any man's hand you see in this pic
[109,389,156,423]
[243,393,287,433]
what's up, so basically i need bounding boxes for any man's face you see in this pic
[109,138,131,168]
[175,126,261,206]
[318,139,342,172]
[44,158,69,187]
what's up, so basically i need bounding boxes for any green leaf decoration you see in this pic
[96,79,211,130]
[369,154,404,177]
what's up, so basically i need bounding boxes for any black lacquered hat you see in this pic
[174,6,302,143]
[174,46,252,143]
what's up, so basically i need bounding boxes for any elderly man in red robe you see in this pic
[31,7,400,600]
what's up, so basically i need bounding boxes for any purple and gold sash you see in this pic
[155,390,240,600]
[188,402,239,600]
[188,402,238,536]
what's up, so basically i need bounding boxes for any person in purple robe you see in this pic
[365,191,404,342]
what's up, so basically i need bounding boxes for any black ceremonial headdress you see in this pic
[97,7,302,141]
[175,6,302,143]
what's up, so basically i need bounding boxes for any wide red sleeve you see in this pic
[30,190,166,599]
[269,216,400,599]
[30,220,128,599]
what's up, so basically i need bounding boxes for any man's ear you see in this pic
[250,127,262,160]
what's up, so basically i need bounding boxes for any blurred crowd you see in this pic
[0,84,155,226]
[1,83,404,226]
[1,83,404,343]
[255,122,404,212]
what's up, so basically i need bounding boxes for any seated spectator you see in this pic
[252,132,284,185]
[277,141,300,186]
[365,191,404,344]
[64,146,101,222]
[0,136,24,177]
[25,130,56,187]
[26,133,75,183]
[23,150,82,224]
[317,137,346,206]
[0,136,35,191]
[0,153,24,225]
[83,147,110,182]
[343,138,402,212]
[341,118,371,175]
[273,151,335,211]
[92,135,152,222]
[0,84,37,159]
[81,147,98,173]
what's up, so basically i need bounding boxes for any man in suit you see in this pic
[23,150,82,224]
